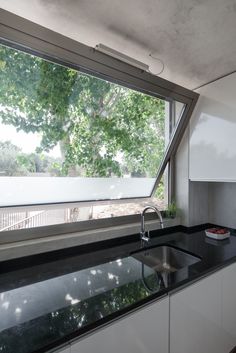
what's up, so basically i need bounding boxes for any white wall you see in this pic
[175,127,209,227]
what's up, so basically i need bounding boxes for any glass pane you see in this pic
[0,43,173,206]
[0,195,167,232]
[165,100,185,148]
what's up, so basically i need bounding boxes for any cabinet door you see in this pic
[189,72,236,182]
[55,345,71,353]
[170,272,227,353]
[61,349,70,353]
[222,262,236,351]
[71,297,169,353]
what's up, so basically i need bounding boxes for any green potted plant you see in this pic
[163,201,179,219]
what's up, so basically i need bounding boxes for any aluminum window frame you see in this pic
[0,9,198,214]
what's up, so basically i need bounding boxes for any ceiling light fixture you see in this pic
[95,44,149,72]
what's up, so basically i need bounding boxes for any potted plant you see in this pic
[162,201,179,219]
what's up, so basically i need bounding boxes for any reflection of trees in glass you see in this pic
[0,45,165,178]
[0,276,160,353]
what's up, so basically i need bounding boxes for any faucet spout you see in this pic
[140,205,164,243]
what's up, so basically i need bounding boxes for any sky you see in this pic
[0,122,61,158]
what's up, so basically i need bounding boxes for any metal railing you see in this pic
[0,207,78,232]
[0,211,46,232]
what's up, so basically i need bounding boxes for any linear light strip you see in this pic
[95,43,149,71]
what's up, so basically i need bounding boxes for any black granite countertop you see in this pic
[1,225,236,353]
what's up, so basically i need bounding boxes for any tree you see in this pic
[0,141,26,176]
[0,45,165,178]
[17,152,63,176]
[0,140,63,176]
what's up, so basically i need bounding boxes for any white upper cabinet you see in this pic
[189,73,236,181]
[70,297,169,353]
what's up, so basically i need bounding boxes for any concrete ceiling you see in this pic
[0,0,236,89]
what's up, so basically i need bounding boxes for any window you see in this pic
[0,43,183,208]
[0,12,198,235]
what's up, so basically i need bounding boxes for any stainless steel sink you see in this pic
[132,246,201,273]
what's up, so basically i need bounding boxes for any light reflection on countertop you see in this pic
[0,255,160,353]
[2,228,236,353]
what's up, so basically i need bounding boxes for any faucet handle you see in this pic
[140,230,151,244]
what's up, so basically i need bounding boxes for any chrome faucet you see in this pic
[140,206,164,243]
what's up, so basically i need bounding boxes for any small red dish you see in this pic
[205,228,230,240]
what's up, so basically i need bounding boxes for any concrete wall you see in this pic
[209,183,236,228]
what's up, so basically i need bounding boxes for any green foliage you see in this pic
[0,45,166,180]
[165,201,179,218]
[155,179,164,200]
[0,141,26,176]
[0,140,62,176]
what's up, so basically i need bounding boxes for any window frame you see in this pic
[0,9,198,224]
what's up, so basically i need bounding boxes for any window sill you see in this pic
[0,217,180,262]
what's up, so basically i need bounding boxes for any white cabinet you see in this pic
[61,349,70,353]
[56,345,70,353]
[70,296,169,353]
[189,72,236,181]
[170,264,236,353]
[222,262,236,349]
[170,271,230,353]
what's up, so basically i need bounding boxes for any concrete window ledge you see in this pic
[0,218,180,262]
